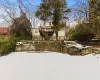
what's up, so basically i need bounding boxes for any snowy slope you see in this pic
[0,52,100,80]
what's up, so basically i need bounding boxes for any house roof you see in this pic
[0,23,9,28]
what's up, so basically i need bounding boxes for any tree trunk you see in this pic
[56,32,58,40]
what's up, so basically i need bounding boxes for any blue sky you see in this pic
[34,0,77,7]
[9,0,77,7]
[67,0,76,7]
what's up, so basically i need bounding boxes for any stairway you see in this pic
[39,30,49,40]
[39,28,54,40]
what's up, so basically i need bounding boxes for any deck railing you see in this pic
[39,27,53,32]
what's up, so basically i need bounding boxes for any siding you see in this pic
[0,28,9,35]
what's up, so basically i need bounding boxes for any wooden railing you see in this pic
[39,27,53,32]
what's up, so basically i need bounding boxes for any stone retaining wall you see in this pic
[16,40,95,55]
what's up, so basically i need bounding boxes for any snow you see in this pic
[0,52,100,80]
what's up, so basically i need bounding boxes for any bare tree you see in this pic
[0,0,18,23]
[22,0,39,28]
[71,0,89,23]
[0,0,39,28]
[15,0,40,28]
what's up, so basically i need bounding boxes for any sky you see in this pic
[0,0,77,25]
[34,0,77,7]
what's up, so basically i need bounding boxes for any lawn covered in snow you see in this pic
[0,52,100,80]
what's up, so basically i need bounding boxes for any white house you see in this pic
[31,28,41,40]
[69,21,78,28]
[40,21,53,28]
[58,28,66,40]
[32,21,67,40]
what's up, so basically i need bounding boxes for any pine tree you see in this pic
[88,0,96,26]
[35,0,70,40]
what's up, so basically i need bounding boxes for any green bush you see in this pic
[68,23,94,42]
[0,37,18,56]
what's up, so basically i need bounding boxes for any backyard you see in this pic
[0,52,100,80]
[0,0,100,80]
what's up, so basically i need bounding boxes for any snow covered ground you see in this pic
[0,52,100,80]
